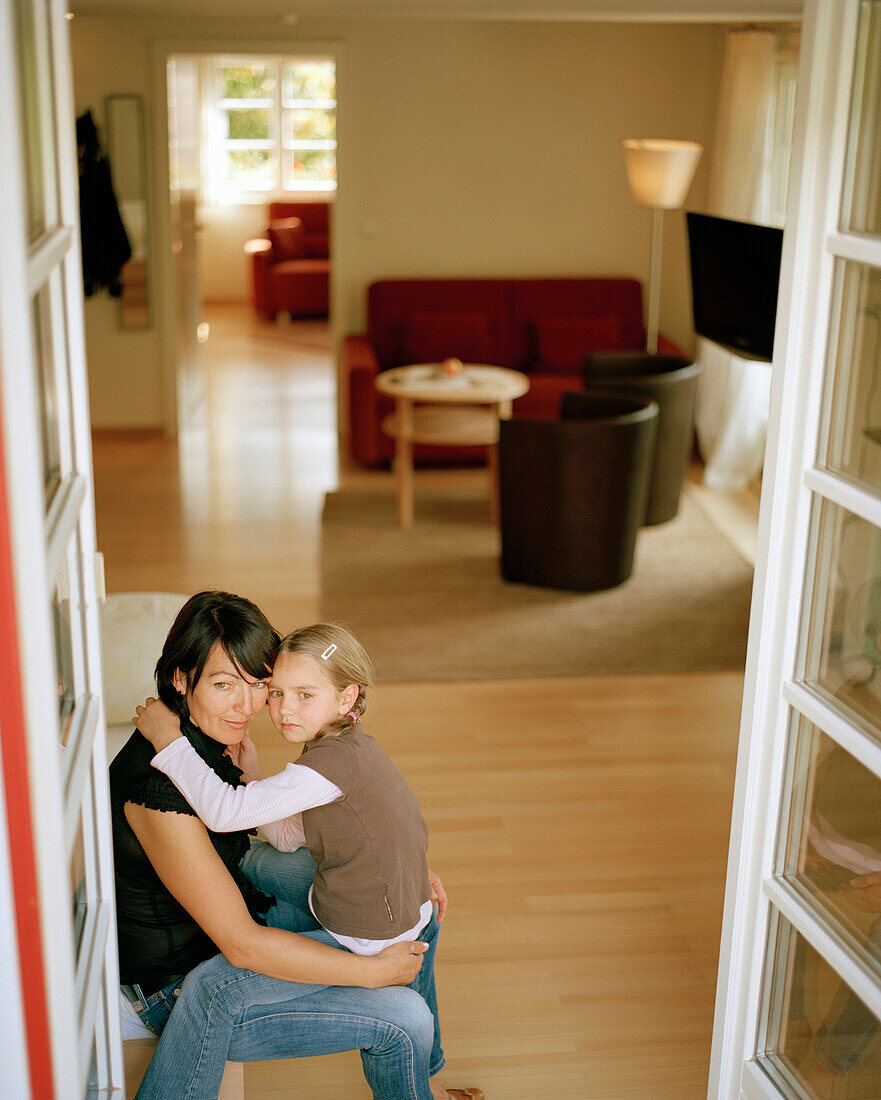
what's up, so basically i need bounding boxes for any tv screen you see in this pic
[686,212,784,362]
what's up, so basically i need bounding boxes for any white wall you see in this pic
[71,14,726,429]
[73,21,163,428]
[199,204,271,302]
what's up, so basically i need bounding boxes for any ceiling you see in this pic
[70,0,803,22]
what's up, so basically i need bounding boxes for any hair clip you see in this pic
[321,644,337,661]
[346,711,357,721]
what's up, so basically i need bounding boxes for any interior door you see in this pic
[0,2,123,1096]
[711,1,881,1097]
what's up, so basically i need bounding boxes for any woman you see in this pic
[110,591,469,1100]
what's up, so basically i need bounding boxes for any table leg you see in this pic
[395,398,414,528]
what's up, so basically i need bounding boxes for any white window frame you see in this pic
[0,2,122,1096]
[710,2,881,1096]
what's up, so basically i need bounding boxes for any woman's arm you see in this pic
[124,802,425,987]
[149,738,340,832]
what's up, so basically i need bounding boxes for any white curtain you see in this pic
[707,31,776,221]
[695,30,777,491]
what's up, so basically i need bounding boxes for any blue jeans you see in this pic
[134,842,443,1100]
[122,980,184,1037]
[242,839,445,1074]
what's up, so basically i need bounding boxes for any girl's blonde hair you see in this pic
[278,623,374,740]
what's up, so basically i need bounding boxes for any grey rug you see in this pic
[320,486,754,681]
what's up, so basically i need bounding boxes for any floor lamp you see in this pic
[623,139,703,355]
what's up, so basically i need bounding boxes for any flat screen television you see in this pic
[686,211,784,362]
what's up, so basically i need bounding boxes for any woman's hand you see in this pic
[133,697,183,753]
[224,733,261,780]
[428,866,447,922]
[369,940,428,987]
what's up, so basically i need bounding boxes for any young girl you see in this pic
[135,623,434,957]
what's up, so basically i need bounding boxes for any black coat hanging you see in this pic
[76,109,132,297]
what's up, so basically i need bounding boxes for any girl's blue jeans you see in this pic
[133,841,444,1100]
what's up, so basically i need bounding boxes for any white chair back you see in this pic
[100,591,189,760]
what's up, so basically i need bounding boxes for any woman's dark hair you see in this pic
[154,591,280,722]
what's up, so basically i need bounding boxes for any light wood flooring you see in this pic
[92,305,757,1099]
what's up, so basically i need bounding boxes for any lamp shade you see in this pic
[623,139,703,209]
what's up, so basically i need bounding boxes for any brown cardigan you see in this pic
[296,725,431,938]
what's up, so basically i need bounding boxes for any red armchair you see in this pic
[250,201,331,320]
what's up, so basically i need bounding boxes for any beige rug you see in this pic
[320,486,754,681]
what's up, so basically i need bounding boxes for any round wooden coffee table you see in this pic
[375,364,530,527]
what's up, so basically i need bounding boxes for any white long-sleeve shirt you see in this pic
[151,737,432,955]
[151,737,342,852]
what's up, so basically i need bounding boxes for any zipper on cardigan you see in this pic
[384,893,394,924]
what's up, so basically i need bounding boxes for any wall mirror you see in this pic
[104,94,150,328]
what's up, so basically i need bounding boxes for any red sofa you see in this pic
[343,277,686,465]
[251,201,331,319]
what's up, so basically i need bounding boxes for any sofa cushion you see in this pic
[508,279,645,368]
[304,230,330,259]
[402,311,492,365]
[532,315,623,372]
[367,280,510,368]
[268,218,306,261]
[270,201,330,233]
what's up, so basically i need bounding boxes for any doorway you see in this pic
[164,51,336,438]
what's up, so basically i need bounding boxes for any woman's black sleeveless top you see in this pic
[109,723,273,996]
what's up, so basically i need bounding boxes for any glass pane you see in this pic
[52,556,76,745]
[226,108,271,141]
[843,0,881,234]
[821,261,881,492]
[760,913,881,1095]
[32,290,62,505]
[70,812,87,962]
[802,498,881,732]
[781,718,881,971]
[282,60,336,103]
[282,108,336,143]
[86,1037,99,1100]
[14,0,46,242]
[282,148,336,187]
[225,149,275,189]
[218,64,275,100]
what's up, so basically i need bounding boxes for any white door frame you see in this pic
[0,2,123,1095]
[149,37,341,440]
[710,1,875,1095]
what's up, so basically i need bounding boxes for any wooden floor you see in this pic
[92,305,754,1099]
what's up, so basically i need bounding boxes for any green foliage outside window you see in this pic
[283,108,335,143]
[283,148,336,184]
[220,66,275,99]
[227,108,272,141]
[227,149,274,183]
[283,61,336,102]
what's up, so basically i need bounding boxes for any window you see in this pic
[205,56,336,203]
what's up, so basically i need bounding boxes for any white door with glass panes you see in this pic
[0,2,122,1097]
[711,1,881,1097]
